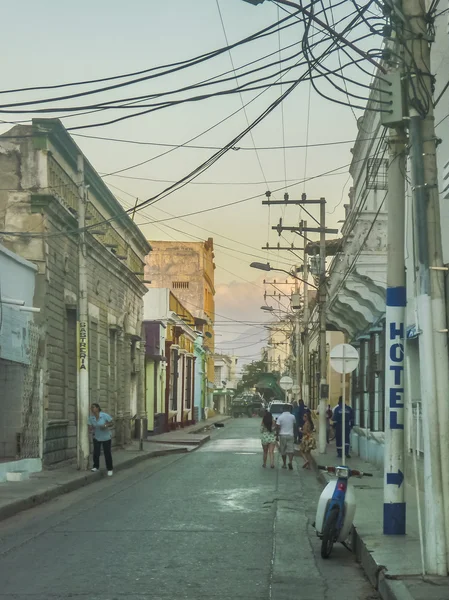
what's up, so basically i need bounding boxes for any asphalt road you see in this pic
[0,419,378,600]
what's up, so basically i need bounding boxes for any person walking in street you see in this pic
[260,411,276,468]
[292,401,299,443]
[300,411,316,469]
[276,405,297,470]
[332,396,354,458]
[296,399,307,444]
[88,403,114,476]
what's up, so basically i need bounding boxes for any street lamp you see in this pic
[250,262,317,289]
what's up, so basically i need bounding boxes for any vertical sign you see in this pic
[77,321,89,372]
[383,287,406,534]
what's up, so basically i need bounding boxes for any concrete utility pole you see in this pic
[293,269,302,400]
[262,195,337,444]
[318,199,328,454]
[402,0,449,573]
[77,156,90,471]
[379,18,408,537]
[303,237,310,406]
[383,131,407,535]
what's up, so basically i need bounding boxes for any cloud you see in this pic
[214,275,272,365]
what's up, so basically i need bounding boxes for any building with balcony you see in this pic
[144,239,216,418]
[143,288,197,431]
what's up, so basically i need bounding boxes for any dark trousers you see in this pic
[335,426,350,457]
[93,438,113,470]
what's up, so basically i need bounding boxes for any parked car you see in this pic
[268,401,293,423]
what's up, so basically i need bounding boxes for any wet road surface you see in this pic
[0,418,378,599]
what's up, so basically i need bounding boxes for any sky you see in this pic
[0,0,375,367]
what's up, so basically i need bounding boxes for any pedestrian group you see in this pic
[260,395,354,468]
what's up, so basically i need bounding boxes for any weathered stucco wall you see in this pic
[0,122,149,466]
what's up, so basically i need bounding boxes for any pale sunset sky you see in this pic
[1,0,369,364]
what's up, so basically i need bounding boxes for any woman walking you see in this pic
[88,403,114,476]
[300,411,316,470]
[260,411,276,468]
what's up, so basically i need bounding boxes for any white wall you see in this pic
[143,288,170,321]
[433,11,449,262]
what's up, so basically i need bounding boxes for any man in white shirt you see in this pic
[276,405,297,470]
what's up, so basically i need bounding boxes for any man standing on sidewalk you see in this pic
[332,397,353,459]
[276,405,297,470]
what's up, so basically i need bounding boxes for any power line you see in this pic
[0,157,359,240]
[72,132,378,152]
[0,12,300,107]
[215,0,271,192]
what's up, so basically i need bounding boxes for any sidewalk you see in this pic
[147,415,231,445]
[0,416,230,524]
[311,442,449,600]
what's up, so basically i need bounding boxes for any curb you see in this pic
[0,446,188,525]
[148,435,210,447]
[310,453,409,600]
[188,416,232,434]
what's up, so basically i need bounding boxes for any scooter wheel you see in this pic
[321,508,339,559]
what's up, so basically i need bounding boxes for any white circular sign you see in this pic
[279,376,294,391]
[330,343,359,374]
[291,384,301,394]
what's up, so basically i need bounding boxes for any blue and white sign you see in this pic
[383,286,406,535]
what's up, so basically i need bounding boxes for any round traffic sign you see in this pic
[279,376,294,391]
[291,384,301,394]
[330,343,359,374]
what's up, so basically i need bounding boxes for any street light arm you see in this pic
[276,268,318,290]
[250,261,318,289]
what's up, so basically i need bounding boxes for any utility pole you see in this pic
[293,268,302,400]
[382,129,407,536]
[318,199,328,454]
[263,195,337,448]
[402,0,449,573]
[379,14,408,537]
[77,156,90,471]
[303,234,310,406]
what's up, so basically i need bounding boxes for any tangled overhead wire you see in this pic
[0,1,390,130]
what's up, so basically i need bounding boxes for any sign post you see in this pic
[330,344,359,466]
[280,376,293,403]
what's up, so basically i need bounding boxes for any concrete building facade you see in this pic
[144,239,216,417]
[143,288,197,431]
[0,244,41,481]
[0,119,150,466]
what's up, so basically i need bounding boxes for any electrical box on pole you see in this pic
[380,71,404,127]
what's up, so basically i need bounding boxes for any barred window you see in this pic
[366,158,388,190]
[172,281,189,290]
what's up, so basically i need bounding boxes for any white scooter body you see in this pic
[315,480,357,542]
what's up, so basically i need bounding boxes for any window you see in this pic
[214,366,222,386]
[172,281,189,290]
[366,158,388,190]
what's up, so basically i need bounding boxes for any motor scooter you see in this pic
[314,465,372,558]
